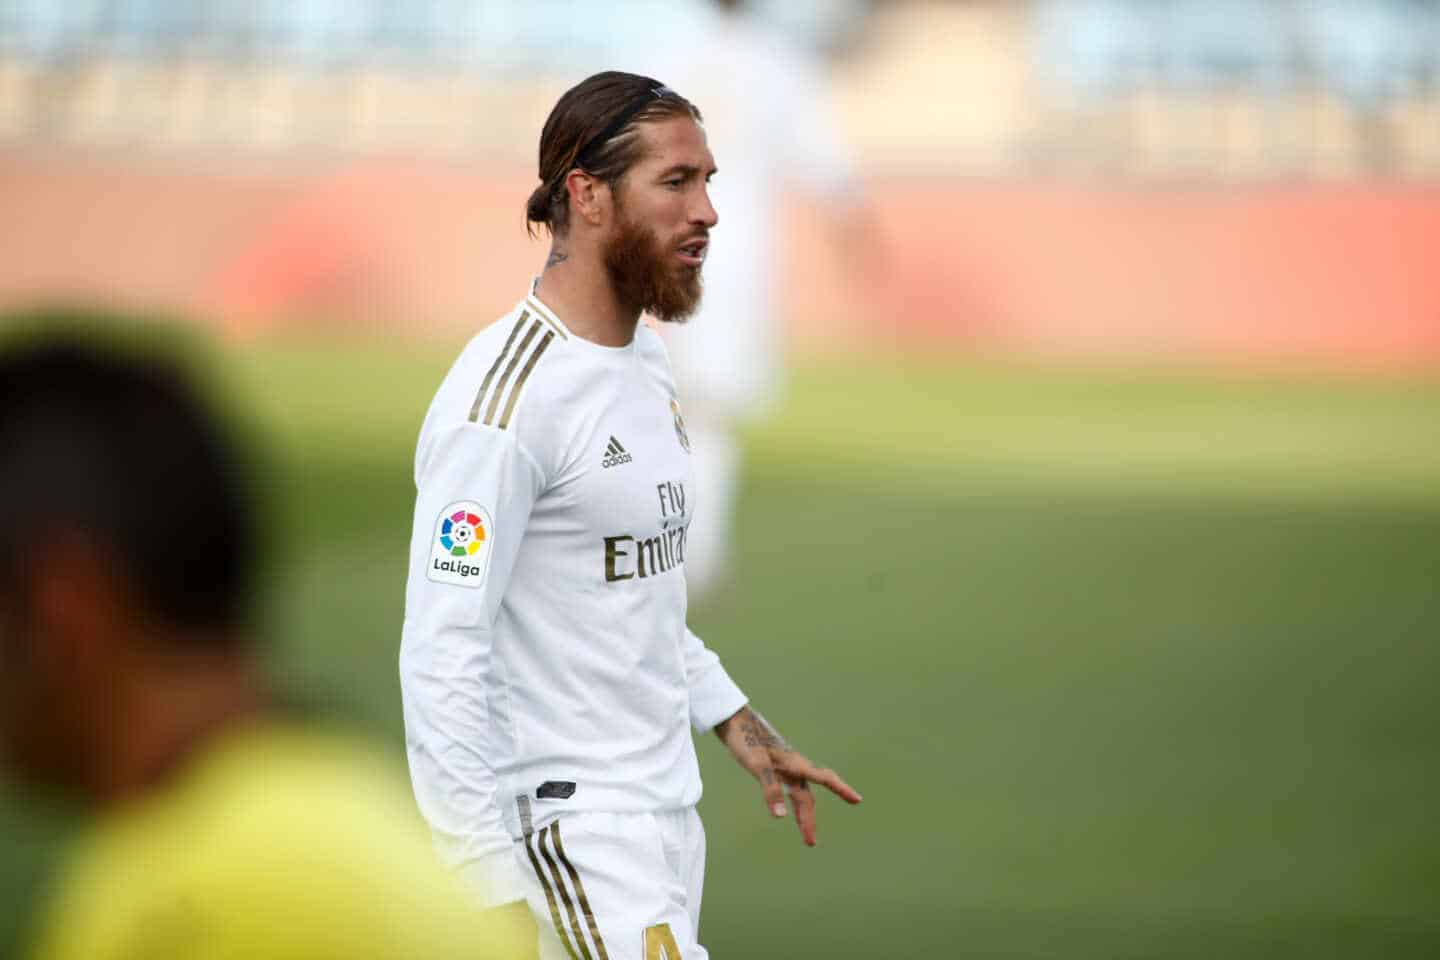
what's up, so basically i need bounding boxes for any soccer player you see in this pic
[0,317,531,960]
[399,71,862,959]
[639,0,875,601]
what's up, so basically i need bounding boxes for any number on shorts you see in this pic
[643,922,682,960]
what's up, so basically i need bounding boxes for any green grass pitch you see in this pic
[2,341,1438,958]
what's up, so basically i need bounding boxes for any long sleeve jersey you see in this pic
[399,289,747,903]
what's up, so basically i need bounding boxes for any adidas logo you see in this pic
[601,436,633,469]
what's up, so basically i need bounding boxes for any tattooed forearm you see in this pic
[544,249,568,268]
[718,706,793,753]
[743,712,789,751]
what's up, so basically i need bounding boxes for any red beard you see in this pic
[603,203,704,323]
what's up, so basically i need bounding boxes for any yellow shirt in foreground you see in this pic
[28,721,534,960]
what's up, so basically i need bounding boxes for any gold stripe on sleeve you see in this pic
[482,321,541,426]
[534,310,568,341]
[468,312,528,423]
[525,296,569,340]
[497,330,555,430]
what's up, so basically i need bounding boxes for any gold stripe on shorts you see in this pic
[552,821,610,960]
[524,830,581,960]
[539,826,594,960]
[468,312,528,423]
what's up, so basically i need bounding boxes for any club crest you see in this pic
[670,398,691,453]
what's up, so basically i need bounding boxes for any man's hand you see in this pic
[714,705,862,846]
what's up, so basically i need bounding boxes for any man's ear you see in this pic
[7,535,137,800]
[30,536,135,673]
[564,169,610,228]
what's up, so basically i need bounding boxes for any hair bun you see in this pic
[526,184,552,224]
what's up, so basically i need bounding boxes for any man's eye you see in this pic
[665,179,684,188]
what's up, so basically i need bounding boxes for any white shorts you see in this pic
[509,800,709,960]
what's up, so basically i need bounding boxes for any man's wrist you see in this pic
[689,665,748,733]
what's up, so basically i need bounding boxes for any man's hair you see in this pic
[526,71,702,238]
[0,311,258,642]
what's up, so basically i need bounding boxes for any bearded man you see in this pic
[399,72,861,959]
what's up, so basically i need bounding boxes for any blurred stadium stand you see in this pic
[2,0,1436,175]
[1,0,1437,364]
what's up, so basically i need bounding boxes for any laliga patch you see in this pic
[426,501,493,588]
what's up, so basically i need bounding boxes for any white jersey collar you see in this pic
[525,279,577,342]
[526,279,638,356]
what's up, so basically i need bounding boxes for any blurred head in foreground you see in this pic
[0,311,533,959]
[0,314,261,802]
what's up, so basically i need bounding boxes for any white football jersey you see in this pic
[399,288,747,903]
[637,8,857,421]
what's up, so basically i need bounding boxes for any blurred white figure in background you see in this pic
[638,0,869,602]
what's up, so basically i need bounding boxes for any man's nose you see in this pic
[692,187,718,229]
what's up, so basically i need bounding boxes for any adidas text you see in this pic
[601,436,633,469]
